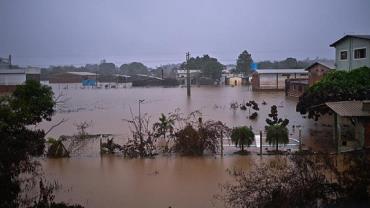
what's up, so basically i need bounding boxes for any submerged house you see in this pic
[48,72,98,84]
[176,70,200,85]
[330,35,370,71]
[326,100,370,152]
[0,68,41,94]
[251,69,307,90]
[285,61,335,97]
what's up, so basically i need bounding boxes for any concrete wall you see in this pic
[0,73,26,85]
[229,77,242,86]
[335,37,370,70]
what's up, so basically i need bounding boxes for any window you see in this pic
[340,51,348,60]
[354,48,366,59]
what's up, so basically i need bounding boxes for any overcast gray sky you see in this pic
[1,0,370,67]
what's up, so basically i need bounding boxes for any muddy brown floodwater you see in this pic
[39,85,333,207]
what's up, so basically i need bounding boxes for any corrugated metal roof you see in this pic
[0,68,40,74]
[305,61,335,71]
[255,69,307,74]
[326,100,370,117]
[330,35,370,47]
[67,72,98,76]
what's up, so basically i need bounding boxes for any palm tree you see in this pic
[230,126,255,152]
[153,113,174,150]
[266,124,289,151]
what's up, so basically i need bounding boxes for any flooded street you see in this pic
[42,85,320,141]
[40,85,333,207]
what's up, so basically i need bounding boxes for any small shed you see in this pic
[305,61,335,87]
[326,100,370,152]
[251,69,308,90]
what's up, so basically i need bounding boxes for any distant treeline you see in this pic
[40,56,333,81]
[40,61,181,81]
[256,57,333,69]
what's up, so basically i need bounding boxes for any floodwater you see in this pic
[40,85,333,207]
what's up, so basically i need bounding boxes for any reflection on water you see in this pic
[42,155,261,208]
[40,85,334,207]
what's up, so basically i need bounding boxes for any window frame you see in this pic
[353,47,367,60]
[339,50,348,61]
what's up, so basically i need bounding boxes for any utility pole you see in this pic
[186,52,191,97]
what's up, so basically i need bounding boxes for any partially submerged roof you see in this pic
[330,35,370,47]
[67,71,98,76]
[255,69,307,74]
[136,74,163,80]
[0,68,41,74]
[0,69,26,74]
[114,74,131,78]
[305,61,335,71]
[326,100,370,117]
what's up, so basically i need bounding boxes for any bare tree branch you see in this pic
[44,118,68,136]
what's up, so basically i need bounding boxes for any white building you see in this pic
[0,69,27,85]
[176,70,201,85]
[0,68,41,94]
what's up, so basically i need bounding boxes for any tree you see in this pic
[0,80,81,207]
[266,124,289,151]
[98,62,116,75]
[181,55,224,81]
[265,105,289,151]
[266,105,289,127]
[119,62,149,76]
[236,50,253,74]
[153,113,175,152]
[230,126,254,152]
[297,67,370,120]
[173,118,229,156]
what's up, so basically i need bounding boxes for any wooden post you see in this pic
[260,130,263,156]
[99,138,102,155]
